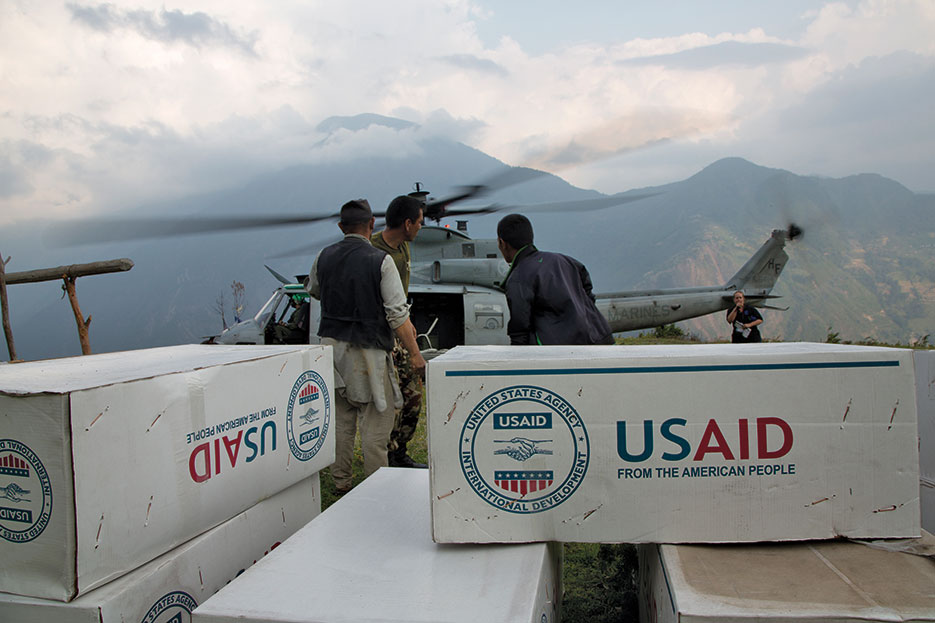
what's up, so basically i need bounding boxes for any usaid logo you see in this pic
[460,385,589,514]
[286,370,331,461]
[0,439,53,543]
[140,590,198,623]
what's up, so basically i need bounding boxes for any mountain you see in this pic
[0,116,597,360]
[569,157,935,342]
[2,120,933,361]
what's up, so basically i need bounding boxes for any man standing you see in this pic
[371,195,425,468]
[497,213,613,345]
[307,199,426,494]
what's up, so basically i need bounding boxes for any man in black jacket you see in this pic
[497,214,613,345]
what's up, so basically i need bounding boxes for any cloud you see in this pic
[0,151,33,199]
[1,0,933,225]
[67,3,258,55]
[316,114,417,134]
[758,52,935,187]
[308,124,427,165]
[619,41,809,69]
[438,53,509,77]
[567,51,935,194]
[516,109,735,171]
[419,110,486,144]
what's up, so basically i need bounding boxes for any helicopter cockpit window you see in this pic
[461,243,475,258]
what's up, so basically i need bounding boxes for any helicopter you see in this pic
[206,184,800,352]
[49,168,799,352]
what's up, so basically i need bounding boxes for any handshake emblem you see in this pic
[493,437,553,462]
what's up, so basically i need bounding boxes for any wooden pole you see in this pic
[5,258,132,357]
[0,253,16,361]
[4,258,134,285]
[62,276,92,355]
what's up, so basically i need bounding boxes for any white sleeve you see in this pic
[305,253,322,300]
[380,254,410,330]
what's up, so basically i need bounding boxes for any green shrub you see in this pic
[653,323,684,339]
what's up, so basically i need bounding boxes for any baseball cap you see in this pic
[340,199,372,225]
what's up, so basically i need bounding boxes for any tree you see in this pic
[231,281,245,323]
[213,291,228,330]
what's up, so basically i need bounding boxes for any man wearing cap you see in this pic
[371,195,426,469]
[306,199,427,494]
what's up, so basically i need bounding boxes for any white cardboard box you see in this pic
[428,343,920,543]
[192,468,563,623]
[0,473,321,623]
[638,539,935,622]
[915,350,935,533]
[0,345,334,601]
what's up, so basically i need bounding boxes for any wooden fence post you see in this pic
[62,275,92,355]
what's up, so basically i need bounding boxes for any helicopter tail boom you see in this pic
[724,228,792,296]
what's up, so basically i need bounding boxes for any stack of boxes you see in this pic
[0,344,334,621]
[192,341,933,623]
[15,341,928,621]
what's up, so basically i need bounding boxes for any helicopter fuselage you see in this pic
[209,225,792,349]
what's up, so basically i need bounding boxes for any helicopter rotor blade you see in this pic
[45,166,654,247]
[422,167,548,220]
[264,264,293,285]
[440,191,661,219]
[504,192,661,214]
[266,240,333,260]
[45,213,341,247]
[266,218,388,259]
[786,222,804,241]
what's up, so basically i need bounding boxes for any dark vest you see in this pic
[316,237,395,351]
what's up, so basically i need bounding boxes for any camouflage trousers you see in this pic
[388,338,423,453]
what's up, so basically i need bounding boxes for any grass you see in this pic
[563,543,639,623]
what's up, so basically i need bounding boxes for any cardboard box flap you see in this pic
[433,341,903,365]
[665,541,935,619]
[0,345,311,395]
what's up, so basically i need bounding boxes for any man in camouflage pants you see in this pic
[371,194,426,468]
[389,340,424,466]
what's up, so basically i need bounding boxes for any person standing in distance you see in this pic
[726,290,763,343]
[497,213,614,345]
[306,199,426,494]
[370,195,426,469]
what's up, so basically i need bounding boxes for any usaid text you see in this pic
[617,417,793,462]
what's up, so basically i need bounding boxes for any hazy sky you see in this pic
[1,0,933,223]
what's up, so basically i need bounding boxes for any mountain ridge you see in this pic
[2,130,932,360]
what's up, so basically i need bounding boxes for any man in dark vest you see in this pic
[306,199,426,494]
